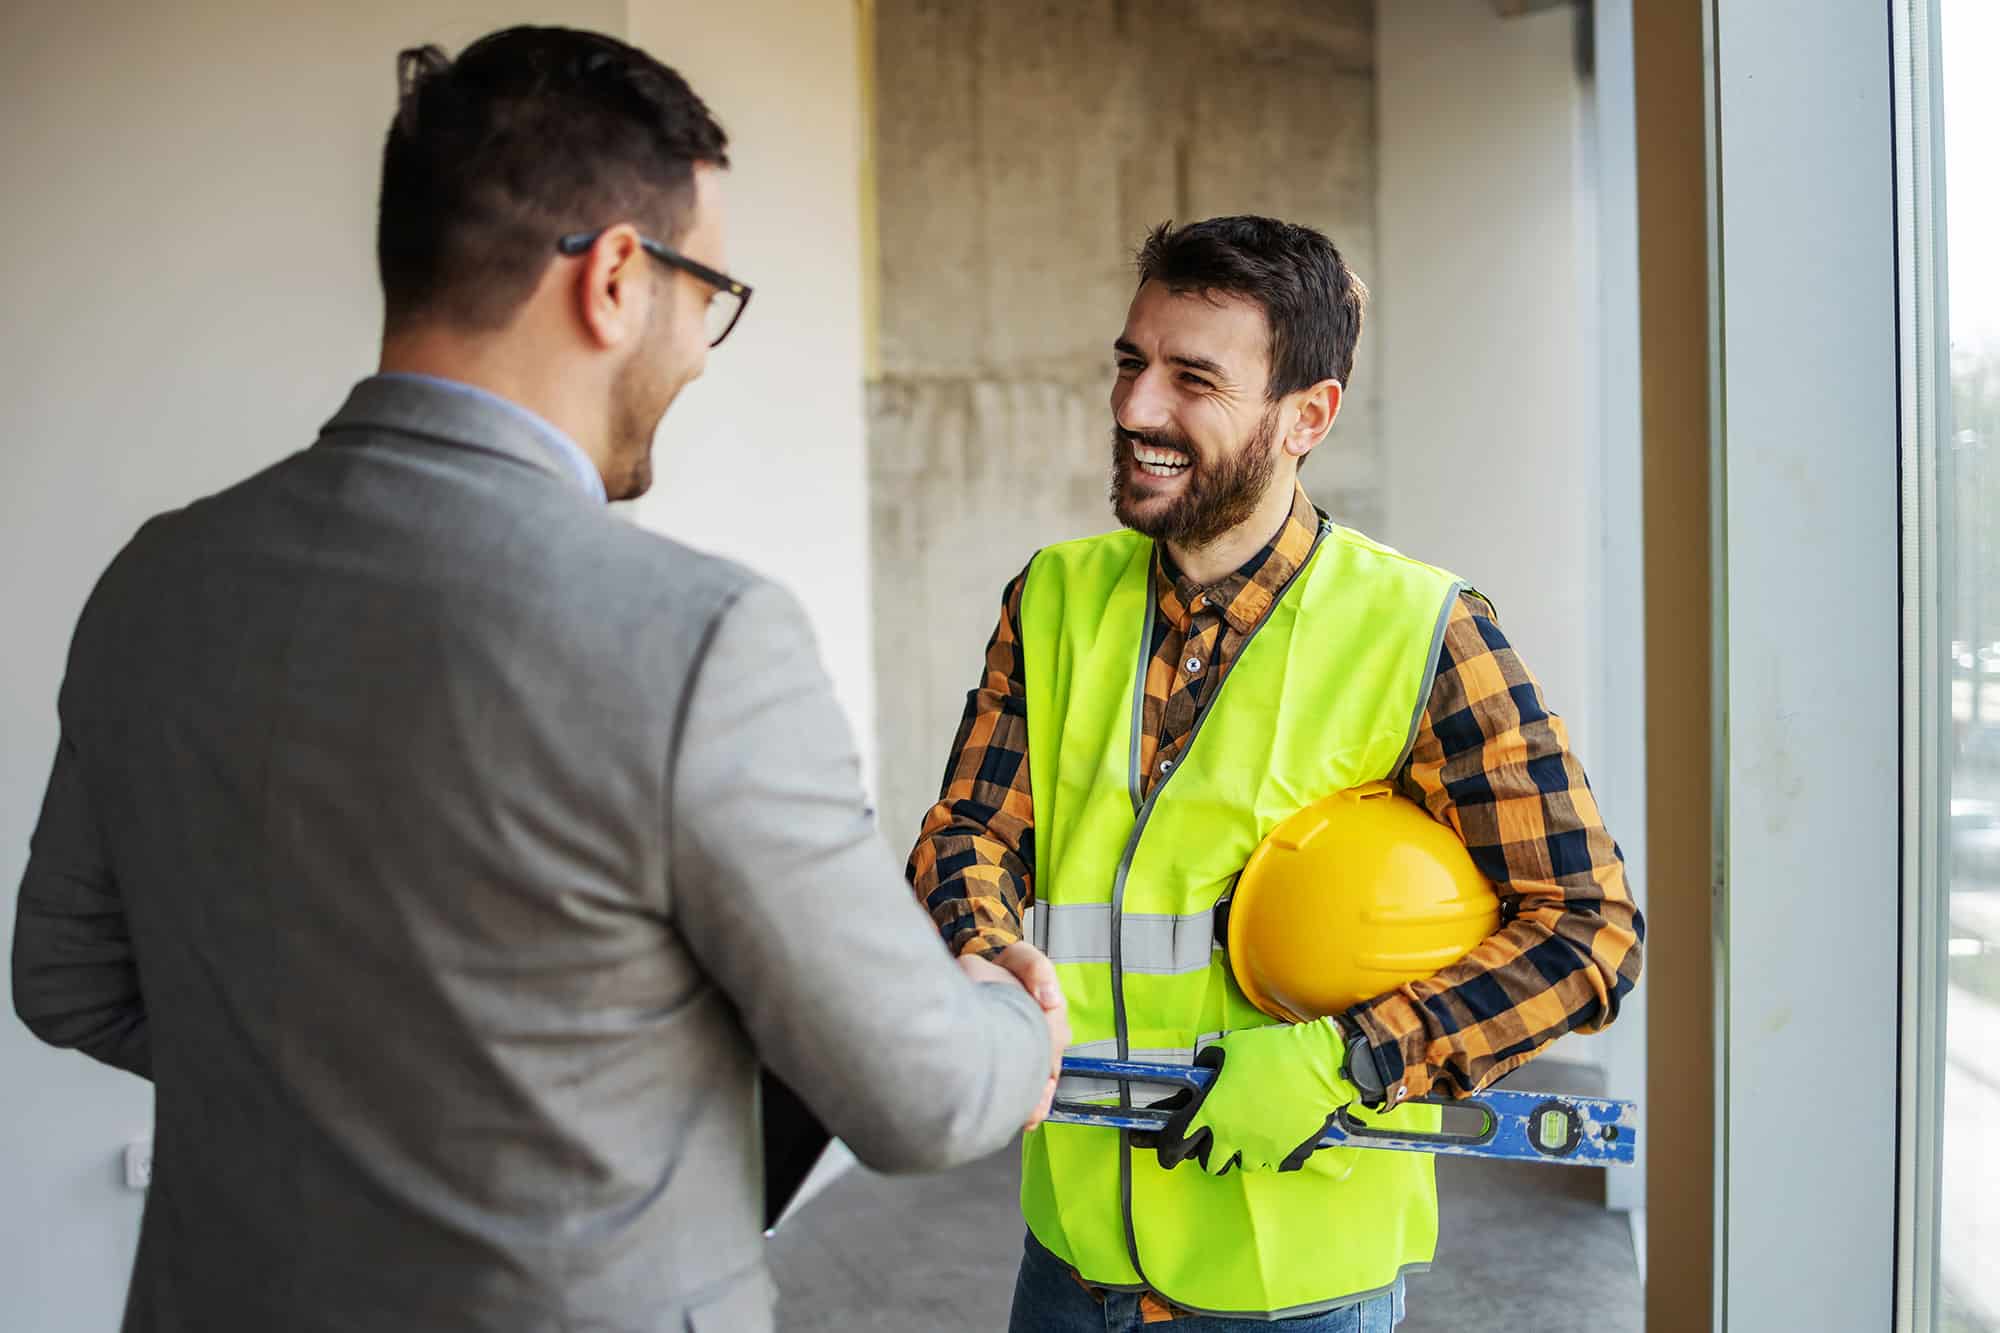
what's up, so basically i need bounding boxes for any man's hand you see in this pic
[988,940,1064,1011]
[1155,1018,1361,1176]
[957,942,1069,1129]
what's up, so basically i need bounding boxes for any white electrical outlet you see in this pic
[124,1139,152,1191]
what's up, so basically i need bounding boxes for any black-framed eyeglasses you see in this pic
[556,229,753,348]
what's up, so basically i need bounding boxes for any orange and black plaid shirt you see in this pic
[905,485,1645,1321]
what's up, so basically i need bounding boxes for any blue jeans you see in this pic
[1007,1231,1404,1332]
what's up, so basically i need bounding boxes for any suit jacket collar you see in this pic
[317,374,583,490]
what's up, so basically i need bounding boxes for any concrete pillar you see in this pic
[869,0,1381,841]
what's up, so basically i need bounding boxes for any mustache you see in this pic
[1115,426,1196,457]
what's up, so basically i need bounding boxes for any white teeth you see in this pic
[1132,443,1190,474]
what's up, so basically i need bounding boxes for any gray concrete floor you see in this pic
[771,1103,1642,1332]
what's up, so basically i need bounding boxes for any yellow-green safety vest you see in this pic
[1018,516,1464,1318]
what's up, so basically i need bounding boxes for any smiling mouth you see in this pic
[1130,440,1192,479]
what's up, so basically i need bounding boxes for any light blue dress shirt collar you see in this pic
[374,373,607,504]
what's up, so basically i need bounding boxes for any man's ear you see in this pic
[1284,378,1343,459]
[576,224,647,350]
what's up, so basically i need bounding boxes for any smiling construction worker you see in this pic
[906,215,1646,1331]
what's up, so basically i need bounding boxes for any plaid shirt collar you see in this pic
[1152,483,1324,636]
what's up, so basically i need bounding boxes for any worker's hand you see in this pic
[956,945,1069,1130]
[1155,1019,1360,1176]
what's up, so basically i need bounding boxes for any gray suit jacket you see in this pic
[11,376,1050,1333]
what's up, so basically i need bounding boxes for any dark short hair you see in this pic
[1134,216,1366,399]
[378,26,729,334]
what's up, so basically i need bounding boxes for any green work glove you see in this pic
[1156,1019,1362,1176]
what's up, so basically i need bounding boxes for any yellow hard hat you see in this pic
[1226,782,1502,1023]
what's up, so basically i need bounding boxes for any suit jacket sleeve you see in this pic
[668,578,1051,1174]
[13,720,152,1081]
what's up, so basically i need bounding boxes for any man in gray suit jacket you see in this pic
[11,26,1065,1333]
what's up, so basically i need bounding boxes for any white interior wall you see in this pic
[1378,0,1648,1174]
[0,4,868,1326]
[625,0,876,775]
[1587,0,1651,1222]
[1379,0,1601,753]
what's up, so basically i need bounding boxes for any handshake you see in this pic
[957,942,1072,1130]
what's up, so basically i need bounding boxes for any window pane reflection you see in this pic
[1940,2,2000,1326]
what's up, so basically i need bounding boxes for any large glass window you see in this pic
[1936,1,2000,1327]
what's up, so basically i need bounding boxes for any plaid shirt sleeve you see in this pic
[1345,592,1647,1101]
[905,564,1037,959]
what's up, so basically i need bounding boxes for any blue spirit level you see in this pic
[1046,1057,1637,1167]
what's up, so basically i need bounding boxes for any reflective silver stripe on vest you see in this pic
[1040,902,1217,975]
[1054,1033,1225,1103]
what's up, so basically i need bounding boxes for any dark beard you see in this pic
[1108,405,1281,548]
[606,303,673,501]
[605,385,658,502]
[608,452,652,502]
